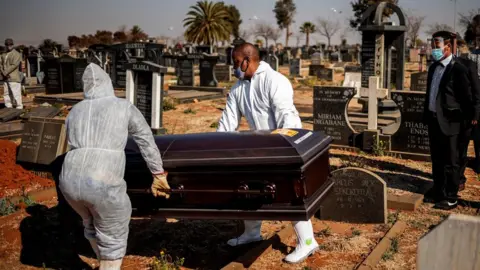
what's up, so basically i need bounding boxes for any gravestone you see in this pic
[316,67,333,81]
[0,108,23,122]
[391,91,429,154]
[259,49,268,61]
[309,64,324,76]
[214,65,231,82]
[22,107,61,120]
[359,2,406,89]
[125,61,167,134]
[313,86,356,146]
[318,167,387,224]
[176,56,194,86]
[267,54,279,71]
[199,56,218,87]
[417,214,480,270]
[311,51,322,65]
[410,72,428,92]
[344,65,362,73]
[45,55,88,94]
[17,119,67,165]
[27,54,40,78]
[112,46,131,88]
[289,58,301,76]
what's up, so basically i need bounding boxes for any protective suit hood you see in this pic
[253,61,270,76]
[82,63,115,99]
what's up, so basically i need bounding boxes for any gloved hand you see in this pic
[151,173,170,199]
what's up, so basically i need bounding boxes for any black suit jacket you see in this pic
[456,56,480,120]
[424,57,479,136]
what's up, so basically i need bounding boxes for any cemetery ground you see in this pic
[1,66,480,270]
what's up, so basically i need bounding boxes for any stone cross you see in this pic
[359,76,388,130]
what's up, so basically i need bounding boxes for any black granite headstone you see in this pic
[344,65,362,73]
[309,64,323,76]
[214,65,231,82]
[199,57,218,87]
[114,49,130,88]
[318,167,387,224]
[410,72,428,92]
[176,57,194,86]
[17,120,66,165]
[22,107,61,120]
[391,91,429,154]
[313,86,355,146]
[45,58,61,94]
[267,54,278,71]
[316,67,333,81]
[0,108,23,122]
[27,56,39,77]
[135,71,153,125]
[361,33,376,88]
[290,59,301,76]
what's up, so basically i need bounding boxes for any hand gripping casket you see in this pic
[124,129,333,221]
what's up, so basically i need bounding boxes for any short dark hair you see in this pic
[432,31,456,41]
[4,38,13,46]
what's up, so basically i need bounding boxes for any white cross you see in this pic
[359,76,388,130]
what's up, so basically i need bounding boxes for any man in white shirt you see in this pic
[217,43,319,263]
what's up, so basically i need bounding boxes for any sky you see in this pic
[0,0,478,47]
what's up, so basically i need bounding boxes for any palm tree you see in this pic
[273,0,296,47]
[183,1,231,45]
[300,22,316,47]
[130,25,148,42]
[225,5,242,39]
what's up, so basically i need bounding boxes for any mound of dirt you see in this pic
[0,140,54,198]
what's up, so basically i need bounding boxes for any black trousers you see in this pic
[428,115,471,200]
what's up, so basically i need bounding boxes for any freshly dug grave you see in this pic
[0,140,54,198]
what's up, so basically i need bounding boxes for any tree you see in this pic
[317,18,340,47]
[406,15,425,48]
[130,25,148,42]
[255,39,264,47]
[94,30,113,45]
[253,22,275,48]
[273,0,296,47]
[349,0,399,30]
[239,28,252,41]
[225,4,242,39]
[300,22,316,47]
[113,25,129,43]
[183,0,231,45]
[458,10,480,45]
[270,28,282,45]
[425,23,454,36]
[67,35,80,48]
[39,39,59,55]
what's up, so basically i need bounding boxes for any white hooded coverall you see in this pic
[217,61,319,263]
[59,63,164,263]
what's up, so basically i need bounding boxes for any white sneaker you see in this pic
[284,241,319,264]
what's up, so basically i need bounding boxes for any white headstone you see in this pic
[343,72,362,98]
[417,214,480,270]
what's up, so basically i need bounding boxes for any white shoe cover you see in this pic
[99,259,123,270]
[227,220,263,246]
[88,238,100,260]
[284,220,319,264]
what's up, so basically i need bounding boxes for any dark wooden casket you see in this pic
[124,129,333,221]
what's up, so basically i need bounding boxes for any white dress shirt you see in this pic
[429,54,453,112]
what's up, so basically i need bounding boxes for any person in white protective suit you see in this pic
[59,63,171,270]
[217,43,319,263]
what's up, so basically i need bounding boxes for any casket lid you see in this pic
[125,129,332,167]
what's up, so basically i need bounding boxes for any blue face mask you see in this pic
[431,48,444,61]
[234,66,245,80]
[233,58,248,80]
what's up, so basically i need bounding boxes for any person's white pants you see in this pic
[3,82,23,109]
[227,220,319,264]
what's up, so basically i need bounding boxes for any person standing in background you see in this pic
[0,38,23,109]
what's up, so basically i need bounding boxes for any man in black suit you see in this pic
[423,31,480,210]
[457,40,480,189]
